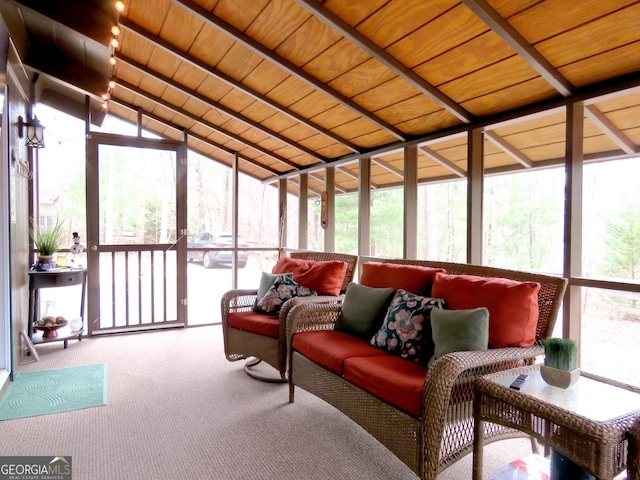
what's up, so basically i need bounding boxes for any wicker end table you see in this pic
[472,365,640,480]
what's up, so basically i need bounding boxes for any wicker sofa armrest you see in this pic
[220,288,259,326]
[421,345,543,479]
[285,301,343,360]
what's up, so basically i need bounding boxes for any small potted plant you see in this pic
[541,337,580,388]
[30,217,66,270]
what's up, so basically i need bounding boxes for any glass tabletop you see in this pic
[493,369,640,422]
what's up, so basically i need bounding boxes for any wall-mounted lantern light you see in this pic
[18,115,46,148]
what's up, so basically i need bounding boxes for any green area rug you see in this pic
[0,363,107,420]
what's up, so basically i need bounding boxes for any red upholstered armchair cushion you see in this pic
[272,257,348,296]
[431,272,541,348]
[360,262,446,296]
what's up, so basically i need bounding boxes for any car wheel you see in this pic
[203,252,215,269]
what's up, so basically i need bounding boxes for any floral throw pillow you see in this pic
[370,289,446,363]
[255,275,317,315]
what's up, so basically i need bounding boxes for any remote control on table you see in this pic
[509,374,529,390]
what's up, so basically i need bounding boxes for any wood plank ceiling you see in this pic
[3,0,640,196]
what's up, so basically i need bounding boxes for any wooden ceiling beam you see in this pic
[372,157,404,179]
[294,0,473,124]
[170,0,406,141]
[419,146,467,177]
[462,0,574,97]
[484,131,533,168]
[115,79,301,172]
[119,18,360,154]
[116,53,326,163]
[585,105,637,155]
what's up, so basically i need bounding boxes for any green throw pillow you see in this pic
[428,307,489,367]
[335,283,395,341]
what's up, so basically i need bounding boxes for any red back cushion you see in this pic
[431,272,541,348]
[360,262,446,296]
[272,257,348,296]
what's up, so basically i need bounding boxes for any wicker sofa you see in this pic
[285,258,567,480]
[220,250,358,381]
[630,417,640,480]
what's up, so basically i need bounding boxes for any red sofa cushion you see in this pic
[227,311,279,338]
[292,330,388,376]
[431,272,541,348]
[343,355,428,418]
[272,257,348,296]
[360,262,446,296]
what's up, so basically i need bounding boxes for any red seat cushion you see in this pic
[272,257,348,296]
[292,330,388,375]
[227,311,279,338]
[431,272,541,348]
[360,262,446,296]
[343,355,428,418]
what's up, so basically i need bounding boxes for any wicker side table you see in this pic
[473,365,640,480]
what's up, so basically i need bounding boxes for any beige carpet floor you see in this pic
[0,326,532,480]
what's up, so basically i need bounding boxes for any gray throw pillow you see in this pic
[428,307,489,367]
[335,283,395,341]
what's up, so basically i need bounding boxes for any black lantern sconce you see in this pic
[18,115,46,148]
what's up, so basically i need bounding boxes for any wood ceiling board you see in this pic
[375,95,444,126]
[146,50,183,79]
[238,128,270,145]
[265,75,316,108]
[239,100,281,124]
[289,90,342,118]
[327,57,397,98]
[220,117,254,136]
[592,91,640,113]
[312,105,361,133]
[414,32,516,87]
[505,123,567,149]
[518,142,566,161]
[583,133,624,154]
[245,0,312,50]
[491,111,566,137]
[241,59,291,95]
[371,171,403,186]
[218,87,260,114]
[160,86,190,109]
[417,163,460,180]
[200,105,234,127]
[356,0,457,49]
[484,151,518,169]
[316,143,352,158]
[507,0,638,44]
[216,42,264,82]
[112,88,136,105]
[189,123,214,138]
[158,3,203,51]
[423,136,468,152]
[345,129,397,149]
[181,97,211,118]
[195,75,233,103]
[461,77,558,116]
[302,38,370,84]
[486,0,539,19]
[604,105,640,131]
[279,122,321,143]
[535,4,640,68]
[260,111,299,134]
[213,0,270,32]
[623,126,640,144]
[439,55,539,104]
[119,30,155,64]
[322,0,389,27]
[274,14,342,66]
[395,109,461,136]
[138,74,170,98]
[386,4,489,69]
[126,0,171,35]
[172,63,209,92]
[116,63,145,87]
[353,77,425,112]
[558,43,640,87]
[271,147,315,166]
[188,23,235,67]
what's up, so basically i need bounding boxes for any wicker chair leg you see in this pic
[289,383,295,403]
[243,357,287,383]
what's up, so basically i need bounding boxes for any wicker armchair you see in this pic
[630,417,640,480]
[286,259,567,480]
[220,250,358,381]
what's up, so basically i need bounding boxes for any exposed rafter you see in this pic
[119,18,360,154]
[170,0,407,141]
[372,157,403,179]
[462,0,574,97]
[484,131,533,168]
[294,0,473,124]
[585,105,637,154]
[115,79,302,171]
[116,53,326,164]
[419,146,467,178]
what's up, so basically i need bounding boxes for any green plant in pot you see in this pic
[541,337,580,388]
[30,217,66,270]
